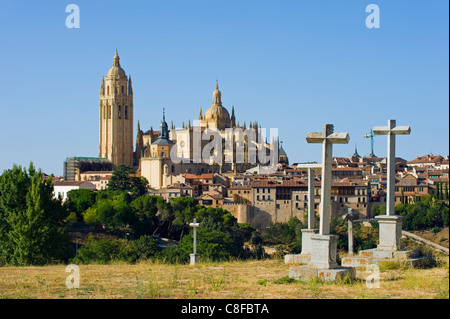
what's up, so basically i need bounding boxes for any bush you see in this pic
[72,235,158,264]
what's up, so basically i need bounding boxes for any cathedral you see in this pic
[99,51,280,189]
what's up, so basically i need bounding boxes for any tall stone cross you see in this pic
[306,124,350,235]
[297,163,322,229]
[189,218,200,265]
[373,119,411,216]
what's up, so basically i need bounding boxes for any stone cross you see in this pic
[306,124,350,235]
[189,218,200,265]
[297,163,322,229]
[372,120,411,216]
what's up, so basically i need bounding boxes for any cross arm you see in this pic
[373,126,411,135]
[297,163,322,170]
[327,132,350,144]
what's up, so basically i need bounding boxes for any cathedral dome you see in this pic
[204,105,230,121]
[107,50,127,79]
[203,81,230,122]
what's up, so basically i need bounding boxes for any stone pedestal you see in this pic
[376,215,403,252]
[309,234,339,269]
[301,228,319,255]
[284,228,319,264]
[190,253,200,266]
[289,265,356,282]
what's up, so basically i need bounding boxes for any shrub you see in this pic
[72,235,158,264]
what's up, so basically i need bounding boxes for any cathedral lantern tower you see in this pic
[99,50,134,167]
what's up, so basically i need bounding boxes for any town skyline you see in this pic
[0,1,448,176]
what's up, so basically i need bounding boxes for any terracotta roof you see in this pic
[408,154,444,164]
[229,186,251,190]
[53,181,88,186]
[182,173,213,180]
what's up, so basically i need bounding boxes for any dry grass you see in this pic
[0,258,448,299]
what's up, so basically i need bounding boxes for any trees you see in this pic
[0,163,72,265]
[107,165,149,198]
[65,189,96,222]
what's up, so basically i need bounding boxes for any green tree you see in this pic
[445,183,449,201]
[0,163,72,265]
[107,165,149,198]
[129,195,161,237]
[83,192,133,229]
[65,188,96,222]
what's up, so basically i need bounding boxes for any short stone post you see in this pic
[297,163,321,257]
[373,120,410,252]
[305,124,350,269]
[189,218,200,265]
[343,208,358,256]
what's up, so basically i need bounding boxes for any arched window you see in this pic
[118,105,122,119]
[125,106,128,119]
[108,105,111,119]
[121,86,124,94]
[107,86,110,95]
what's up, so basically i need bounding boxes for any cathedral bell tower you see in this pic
[99,50,134,167]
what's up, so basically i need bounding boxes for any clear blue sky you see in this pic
[0,0,448,176]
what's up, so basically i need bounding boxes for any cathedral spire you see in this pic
[100,76,105,96]
[113,49,120,67]
[199,107,203,120]
[231,105,236,126]
[212,80,222,106]
[128,75,133,96]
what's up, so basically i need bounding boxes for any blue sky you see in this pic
[0,0,448,176]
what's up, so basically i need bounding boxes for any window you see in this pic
[118,105,122,119]
[107,86,110,95]
[125,106,128,119]
[121,86,124,94]
[262,195,265,201]
[276,204,280,209]
[257,195,260,200]
[268,195,271,201]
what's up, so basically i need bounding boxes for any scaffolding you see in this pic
[64,157,113,180]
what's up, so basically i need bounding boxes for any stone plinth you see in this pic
[341,248,429,268]
[376,215,403,252]
[309,234,339,269]
[284,229,319,264]
[190,253,200,266]
[301,228,319,255]
[285,254,310,264]
[289,265,356,282]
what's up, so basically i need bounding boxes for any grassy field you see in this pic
[0,256,448,299]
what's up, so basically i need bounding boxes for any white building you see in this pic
[53,181,96,202]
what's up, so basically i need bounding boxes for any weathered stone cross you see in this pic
[306,124,350,235]
[189,218,200,265]
[372,119,411,216]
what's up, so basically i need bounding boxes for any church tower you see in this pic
[99,50,134,167]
